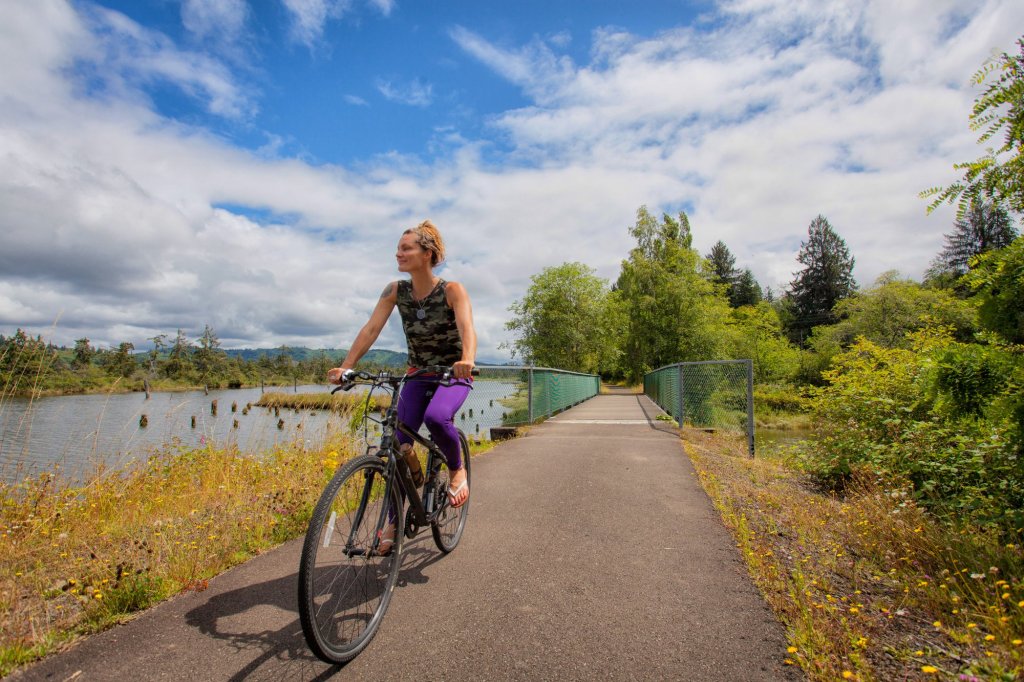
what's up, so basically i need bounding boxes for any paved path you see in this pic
[16,394,798,681]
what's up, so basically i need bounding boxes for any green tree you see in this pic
[163,329,193,379]
[72,338,95,369]
[730,268,763,308]
[724,303,800,383]
[102,342,137,378]
[147,334,167,374]
[505,262,614,374]
[786,215,857,344]
[705,240,738,287]
[194,325,226,383]
[616,207,730,381]
[927,199,1018,281]
[923,36,1024,216]
[830,272,977,348]
[964,235,1024,344]
[0,329,60,391]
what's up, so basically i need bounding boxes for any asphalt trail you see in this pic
[15,394,800,681]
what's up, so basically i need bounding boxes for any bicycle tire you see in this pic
[430,429,471,553]
[298,454,403,664]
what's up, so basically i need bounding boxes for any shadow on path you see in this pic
[180,539,446,681]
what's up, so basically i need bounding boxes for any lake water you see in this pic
[0,380,523,483]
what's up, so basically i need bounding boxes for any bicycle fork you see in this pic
[338,467,392,558]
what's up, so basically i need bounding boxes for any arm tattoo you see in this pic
[380,283,394,300]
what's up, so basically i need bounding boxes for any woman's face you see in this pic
[396,232,432,273]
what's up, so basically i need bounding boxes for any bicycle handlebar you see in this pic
[330,365,479,393]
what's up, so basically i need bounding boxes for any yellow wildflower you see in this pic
[922,665,939,674]
[787,646,797,654]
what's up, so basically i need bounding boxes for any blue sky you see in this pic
[1,0,1022,360]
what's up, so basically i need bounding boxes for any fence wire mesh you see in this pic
[644,360,754,456]
[453,366,600,439]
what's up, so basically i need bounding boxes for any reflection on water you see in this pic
[0,380,522,483]
[755,427,813,453]
[0,385,343,482]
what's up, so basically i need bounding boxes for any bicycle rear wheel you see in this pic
[431,430,471,553]
[298,454,403,664]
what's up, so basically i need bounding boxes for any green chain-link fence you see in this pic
[453,366,600,439]
[643,360,755,456]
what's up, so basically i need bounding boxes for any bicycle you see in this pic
[297,365,476,664]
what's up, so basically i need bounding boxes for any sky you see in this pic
[1,0,1022,362]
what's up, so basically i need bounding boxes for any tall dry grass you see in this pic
[684,430,1024,681]
[0,433,356,676]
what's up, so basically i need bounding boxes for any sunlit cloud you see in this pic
[1,0,1022,359]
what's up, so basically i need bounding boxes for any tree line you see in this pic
[0,325,404,395]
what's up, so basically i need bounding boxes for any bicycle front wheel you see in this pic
[431,429,471,553]
[298,454,403,664]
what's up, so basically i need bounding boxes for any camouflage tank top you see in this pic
[396,279,462,368]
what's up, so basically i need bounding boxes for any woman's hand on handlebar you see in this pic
[327,367,355,385]
[452,360,475,380]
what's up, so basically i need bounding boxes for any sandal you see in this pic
[375,522,396,557]
[447,479,469,508]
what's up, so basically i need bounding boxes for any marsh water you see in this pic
[0,380,521,483]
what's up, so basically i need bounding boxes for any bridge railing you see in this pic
[644,360,755,456]
[455,366,600,439]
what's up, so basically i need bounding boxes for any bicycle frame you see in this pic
[334,366,473,545]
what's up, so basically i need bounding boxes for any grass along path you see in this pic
[684,430,1024,682]
[0,429,494,677]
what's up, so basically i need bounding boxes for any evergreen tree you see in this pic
[72,338,95,369]
[786,215,857,344]
[102,342,137,378]
[194,324,227,382]
[928,199,1018,279]
[163,329,193,379]
[730,269,763,307]
[705,240,738,286]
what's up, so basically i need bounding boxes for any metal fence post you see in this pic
[527,366,534,424]
[746,359,755,458]
[677,363,685,427]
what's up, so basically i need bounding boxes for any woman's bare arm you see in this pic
[328,282,398,383]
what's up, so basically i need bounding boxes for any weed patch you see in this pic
[685,430,1024,681]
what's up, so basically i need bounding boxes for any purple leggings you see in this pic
[395,378,471,471]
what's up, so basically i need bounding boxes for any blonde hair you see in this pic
[403,220,445,266]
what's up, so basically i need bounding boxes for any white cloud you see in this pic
[281,0,350,47]
[181,0,248,43]
[376,78,433,107]
[367,0,395,17]
[2,0,1023,362]
[344,93,369,106]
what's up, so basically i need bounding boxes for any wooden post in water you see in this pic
[211,399,218,416]
[144,379,151,400]
[139,415,148,428]
[191,416,196,428]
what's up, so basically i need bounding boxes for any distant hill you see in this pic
[223,347,408,367]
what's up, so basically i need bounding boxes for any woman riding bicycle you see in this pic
[328,220,476,511]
